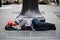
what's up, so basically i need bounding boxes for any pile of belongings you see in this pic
[5,17,56,31]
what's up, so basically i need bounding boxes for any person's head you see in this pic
[12,21,19,26]
[7,20,19,26]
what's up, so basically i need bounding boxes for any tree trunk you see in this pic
[17,0,40,17]
[16,0,45,22]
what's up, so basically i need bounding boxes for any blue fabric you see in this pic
[32,19,56,30]
[32,19,46,27]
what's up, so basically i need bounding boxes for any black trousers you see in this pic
[56,0,59,5]
[50,0,55,2]
[0,0,1,7]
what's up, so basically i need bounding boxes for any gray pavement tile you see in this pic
[0,4,60,40]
